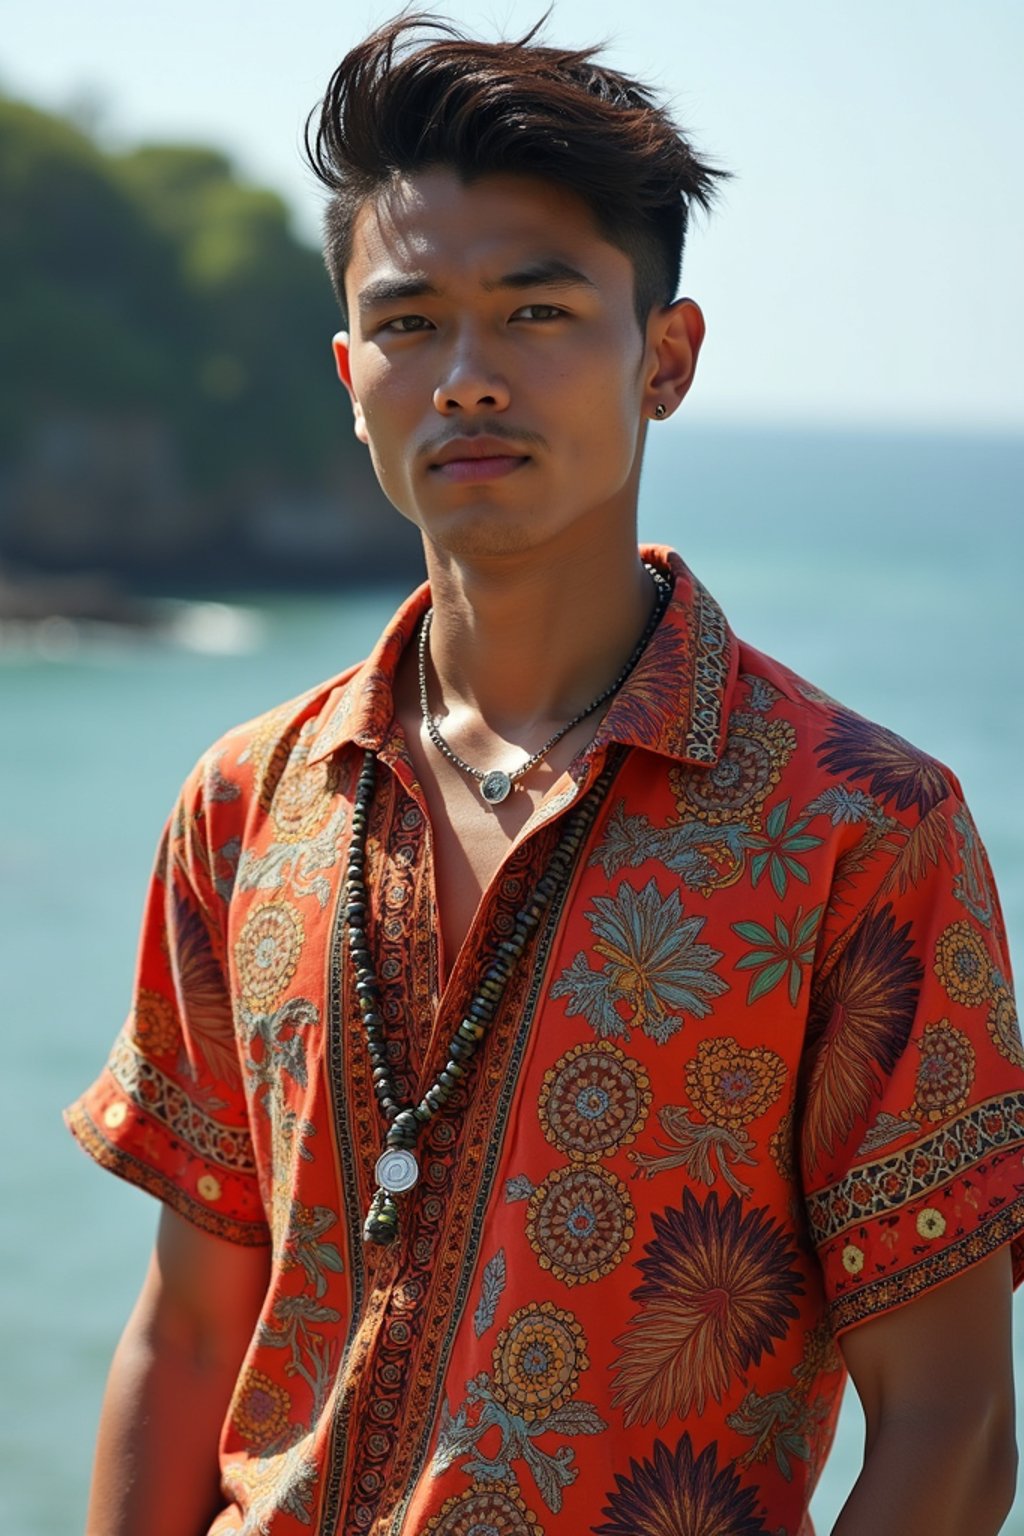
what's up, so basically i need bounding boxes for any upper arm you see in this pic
[132,1206,272,1368]
[839,1245,1016,1436]
[87,1211,272,1536]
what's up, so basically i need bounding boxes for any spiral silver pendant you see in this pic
[375,1147,419,1193]
[480,770,512,804]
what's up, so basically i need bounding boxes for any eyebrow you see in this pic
[482,260,597,294]
[356,259,597,316]
[356,275,440,314]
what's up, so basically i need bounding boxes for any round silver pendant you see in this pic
[375,1148,419,1194]
[480,770,512,805]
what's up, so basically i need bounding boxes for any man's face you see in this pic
[335,168,702,561]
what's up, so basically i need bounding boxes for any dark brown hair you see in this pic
[305,14,728,328]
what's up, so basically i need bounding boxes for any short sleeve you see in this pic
[801,790,1024,1334]
[65,761,270,1245]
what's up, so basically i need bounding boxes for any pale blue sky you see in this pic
[5,0,1023,430]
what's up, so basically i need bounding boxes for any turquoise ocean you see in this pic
[2,424,1021,1534]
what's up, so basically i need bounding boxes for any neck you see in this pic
[419,527,658,734]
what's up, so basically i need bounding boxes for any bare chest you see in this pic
[390,648,612,977]
[414,754,547,976]
[394,713,588,978]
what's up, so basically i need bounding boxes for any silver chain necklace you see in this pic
[417,563,672,805]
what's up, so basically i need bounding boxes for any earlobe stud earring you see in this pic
[654,403,668,419]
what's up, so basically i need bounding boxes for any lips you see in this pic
[428,435,532,482]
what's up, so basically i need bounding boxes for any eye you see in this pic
[512,303,565,322]
[380,314,433,334]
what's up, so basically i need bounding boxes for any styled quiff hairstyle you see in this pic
[305,14,727,329]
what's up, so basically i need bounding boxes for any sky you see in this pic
[4,0,1023,432]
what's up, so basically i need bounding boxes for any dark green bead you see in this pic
[347,738,602,1209]
[363,1197,398,1244]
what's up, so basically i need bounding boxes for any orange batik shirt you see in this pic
[68,548,1024,1536]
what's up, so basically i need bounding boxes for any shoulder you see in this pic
[171,663,364,860]
[732,636,963,826]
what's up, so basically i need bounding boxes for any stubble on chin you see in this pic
[403,493,540,562]
[425,519,536,562]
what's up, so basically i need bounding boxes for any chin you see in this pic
[417,504,544,561]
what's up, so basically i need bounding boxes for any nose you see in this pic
[432,336,511,416]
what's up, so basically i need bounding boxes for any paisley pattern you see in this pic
[65,547,1024,1536]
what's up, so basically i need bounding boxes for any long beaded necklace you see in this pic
[345,748,609,1243]
[418,563,672,805]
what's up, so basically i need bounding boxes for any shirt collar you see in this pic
[306,546,737,769]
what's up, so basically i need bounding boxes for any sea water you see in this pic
[1,424,1021,1534]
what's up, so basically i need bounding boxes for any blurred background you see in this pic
[1,2,1022,1532]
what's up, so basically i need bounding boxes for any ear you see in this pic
[331,332,369,446]
[642,299,706,422]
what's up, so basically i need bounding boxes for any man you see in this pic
[68,16,1023,1535]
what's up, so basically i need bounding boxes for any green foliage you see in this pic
[113,143,340,480]
[0,91,391,585]
[0,97,179,434]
